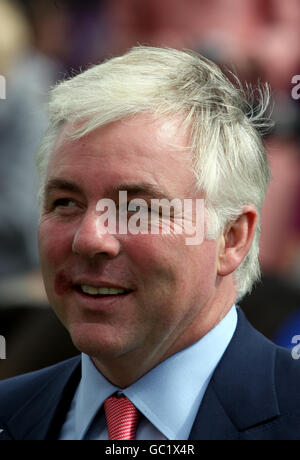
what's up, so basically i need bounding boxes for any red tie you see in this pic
[104,395,140,440]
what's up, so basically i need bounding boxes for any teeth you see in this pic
[80,285,128,296]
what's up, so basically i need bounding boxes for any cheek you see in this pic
[188,240,219,291]
[121,233,192,289]
[38,220,73,269]
[125,234,219,296]
[122,234,176,269]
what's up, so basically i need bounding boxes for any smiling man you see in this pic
[39,115,221,389]
[1,47,300,441]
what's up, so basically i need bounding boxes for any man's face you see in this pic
[38,115,222,369]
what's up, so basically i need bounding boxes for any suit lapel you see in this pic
[189,308,280,440]
[4,356,81,440]
[189,384,240,440]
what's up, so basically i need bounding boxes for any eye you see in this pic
[53,198,77,208]
[51,198,81,216]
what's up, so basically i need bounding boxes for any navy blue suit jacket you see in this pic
[1,308,300,440]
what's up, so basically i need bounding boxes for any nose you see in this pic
[72,211,121,259]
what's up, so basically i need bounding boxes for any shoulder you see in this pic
[192,310,300,439]
[274,345,300,411]
[249,345,300,439]
[233,309,300,438]
[0,356,81,421]
[237,308,300,409]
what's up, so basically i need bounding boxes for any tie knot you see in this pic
[104,395,140,440]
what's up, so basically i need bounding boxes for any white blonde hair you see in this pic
[36,46,272,300]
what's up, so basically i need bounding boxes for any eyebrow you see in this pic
[44,178,174,202]
[44,179,83,197]
[109,183,174,201]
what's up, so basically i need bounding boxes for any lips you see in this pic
[54,270,134,297]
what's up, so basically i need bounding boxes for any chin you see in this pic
[68,322,134,360]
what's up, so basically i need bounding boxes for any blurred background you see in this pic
[0,0,299,379]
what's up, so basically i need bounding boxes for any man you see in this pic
[1,46,299,440]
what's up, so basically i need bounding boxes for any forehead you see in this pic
[47,115,195,197]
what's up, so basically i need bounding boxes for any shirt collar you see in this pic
[75,305,237,439]
[75,355,118,439]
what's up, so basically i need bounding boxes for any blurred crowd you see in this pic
[0,0,299,379]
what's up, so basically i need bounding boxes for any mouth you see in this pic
[54,270,134,305]
[74,284,133,299]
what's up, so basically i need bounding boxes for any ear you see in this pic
[217,205,258,277]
